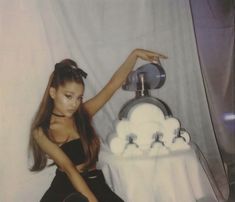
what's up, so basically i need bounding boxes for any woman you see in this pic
[29,49,167,202]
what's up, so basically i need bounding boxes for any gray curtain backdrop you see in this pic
[190,0,235,160]
[0,0,232,201]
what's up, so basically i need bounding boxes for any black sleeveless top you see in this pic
[60,138,86,165]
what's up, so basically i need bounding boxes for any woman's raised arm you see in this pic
[84,48,167,116]
[33,128,98,202]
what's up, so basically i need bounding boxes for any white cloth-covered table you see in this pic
[98,147,218,202]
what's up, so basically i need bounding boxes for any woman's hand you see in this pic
[132,48,168,63]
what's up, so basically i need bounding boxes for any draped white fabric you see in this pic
[98,148,219,202]
[0,0,230,201]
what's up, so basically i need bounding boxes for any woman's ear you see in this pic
[49,87,56,99]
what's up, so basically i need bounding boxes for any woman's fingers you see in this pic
[135,49,168,61]
[156,52,168,59]
[149,50,168,59]
[146,52,167,63]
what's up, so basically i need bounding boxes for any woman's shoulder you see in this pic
[32,126,68,147]
[32,127,49,146]
[32,127,43,139]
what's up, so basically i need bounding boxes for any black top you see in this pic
[43,138,124,202]
[60,138,86,165]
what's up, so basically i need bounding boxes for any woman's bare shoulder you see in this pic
[32,127,44,139]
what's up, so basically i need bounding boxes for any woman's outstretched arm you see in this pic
[84,48,167,116]
[33,128,98,202]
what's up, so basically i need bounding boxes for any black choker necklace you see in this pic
[52,112,65,117]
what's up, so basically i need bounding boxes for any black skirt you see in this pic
[40,169,124,202]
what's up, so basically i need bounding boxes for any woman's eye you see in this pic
[65,94,72,99]
[78,96,83,100]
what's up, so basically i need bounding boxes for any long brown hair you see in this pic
[29,59,100,171]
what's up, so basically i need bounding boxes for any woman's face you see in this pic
[50,81,84,117]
